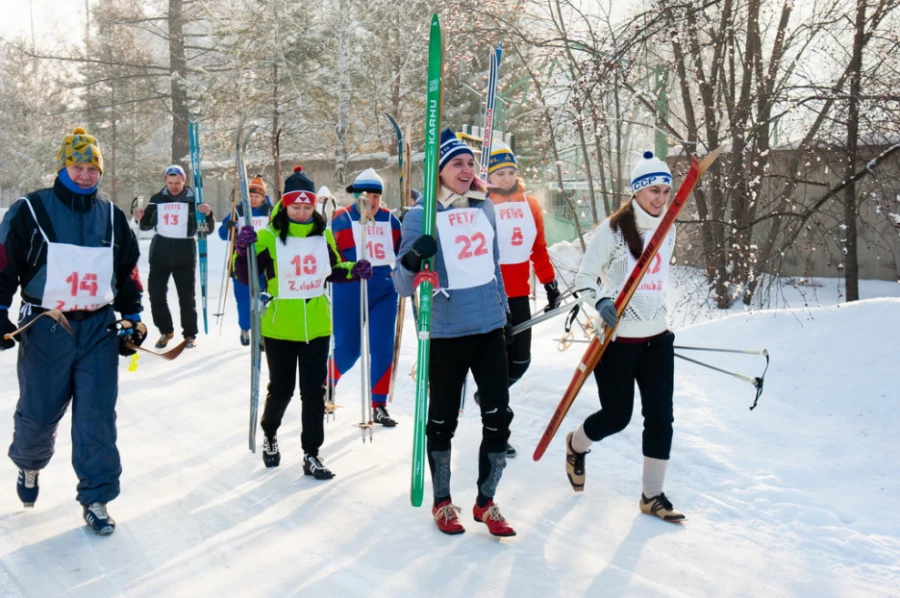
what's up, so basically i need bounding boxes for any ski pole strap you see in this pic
[563,304,581,334]
[749,352,770,411]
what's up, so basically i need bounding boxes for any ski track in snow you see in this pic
[0,236,898,597]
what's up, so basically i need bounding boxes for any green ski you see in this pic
[411,13,443,507]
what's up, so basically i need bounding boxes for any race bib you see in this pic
[625,229,673,297]
[156,202,189,238]
[251,215,268,231]
[276,235,331,299]
[352,219,396,267]
[495,201,537,264]
[436,208,496,290]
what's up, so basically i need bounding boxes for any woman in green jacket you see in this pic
[235,167,372,478]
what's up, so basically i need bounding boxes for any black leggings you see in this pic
[426,328,512,502]
[506,296,532,388]
[584,331,675,460]
[260,336,329,457]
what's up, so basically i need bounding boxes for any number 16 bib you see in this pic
[436,208,495,290]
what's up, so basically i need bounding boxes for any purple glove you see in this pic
[351,259,373,281]
[234,225,258,256]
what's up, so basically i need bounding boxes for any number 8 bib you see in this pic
[436,207,495,290]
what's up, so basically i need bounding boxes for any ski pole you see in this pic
[510,296,585,336]
[357,194,374,442]
[674,345,768,357]
[549,255,592,338]
[673,352,767,410]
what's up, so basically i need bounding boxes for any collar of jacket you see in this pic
[161,186,194,200]
[438,185,486,209]
[53,177,97,213]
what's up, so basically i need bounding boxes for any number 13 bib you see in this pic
[436,208,495,290]
[156,202,189,238]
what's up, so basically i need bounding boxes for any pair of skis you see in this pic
[385,113,412,407]
[235,120,263,452]
[188,116,209,335]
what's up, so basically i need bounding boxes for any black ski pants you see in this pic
[426,328,512,502]
[148,240,198,338]
[261,336,329,457]
[584,331,675,460]
[506,296,532,388]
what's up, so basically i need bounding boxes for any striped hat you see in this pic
[630,151,672,193]
[488,139,516,174]
[345,168,383,194]
[282,166,317,206]
[164,165,186,180]
[438,127,474,171]
[249,175,266,195]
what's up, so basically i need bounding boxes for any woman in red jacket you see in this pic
[485,140,560,457]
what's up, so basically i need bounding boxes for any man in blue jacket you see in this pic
[0,127,146,535]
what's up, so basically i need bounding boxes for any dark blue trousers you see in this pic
[8,305,122,505]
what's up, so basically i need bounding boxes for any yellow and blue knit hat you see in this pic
[57,127,103,174]
[488,139,516,174]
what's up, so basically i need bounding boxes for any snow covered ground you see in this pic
[1,235,898,597]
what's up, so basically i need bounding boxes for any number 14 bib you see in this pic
[436,208,495,290]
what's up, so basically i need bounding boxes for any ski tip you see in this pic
[698,144,726,174]
[430,13,440,28]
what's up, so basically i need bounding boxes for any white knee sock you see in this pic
[642,457,668,498]
[570,424,593,454]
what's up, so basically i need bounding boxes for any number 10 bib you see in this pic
[436,208,495,290]
[276,235,331,299]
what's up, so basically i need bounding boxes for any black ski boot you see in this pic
[262,436,280,468]
[374,405,397,427]
[83,502,116,535]
[240,330,250,346]
[16,469,39,508]
[303,454,335,480]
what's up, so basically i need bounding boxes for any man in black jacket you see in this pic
[0,126,146,534]
[134,165,214,348]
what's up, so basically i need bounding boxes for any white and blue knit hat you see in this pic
[488,139,516,174]
[630,151,672,193]
[346,168,384,194]
[438,127,474,172]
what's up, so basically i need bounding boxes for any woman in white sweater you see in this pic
[565,151,684,523]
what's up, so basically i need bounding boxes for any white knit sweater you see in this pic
[574,201,675,338]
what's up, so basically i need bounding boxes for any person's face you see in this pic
[166,174,185,195]
[66,163,101,189]
[488,167,517,191]
[440,154,476,195]
[361,192,382,215]
[286,203,315,221]
[250,191,265,208]
[633,184,671,216]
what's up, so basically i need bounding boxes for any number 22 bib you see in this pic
[436,208,495,290]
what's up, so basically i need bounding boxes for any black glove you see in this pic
[504,311,514,345]
[225,219,238,231]
[110,317,148,357]
[1,310,17,351]
[544,279,561,312]
[401,234,438,272]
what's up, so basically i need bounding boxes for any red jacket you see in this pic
[487,180,555,298]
